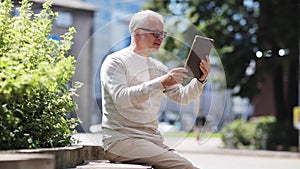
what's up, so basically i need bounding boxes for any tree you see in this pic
[145,0,299,148]
[257,0,299,148]
[145,0,261,99]
[0,0,80,149]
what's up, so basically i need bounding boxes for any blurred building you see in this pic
[252,77,276,117]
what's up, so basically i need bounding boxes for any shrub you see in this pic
[254,116,276,149]
[0,0,81,150]
[220,116,276,149]
[266,119,298,150]
[221,119,257,149]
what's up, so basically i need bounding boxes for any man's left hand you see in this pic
[198,55,210,82]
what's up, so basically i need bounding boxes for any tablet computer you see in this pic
[184,35,214,78]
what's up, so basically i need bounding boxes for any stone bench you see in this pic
[16,145,84,169]
[0,153,55,169]
[0,145,152,169]
[71,160,152,169]
[0,145,83,169]
[78,145,152,169]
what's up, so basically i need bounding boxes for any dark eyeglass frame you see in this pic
[138,27,167,38]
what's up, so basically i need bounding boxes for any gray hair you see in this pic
[128,10,164,35]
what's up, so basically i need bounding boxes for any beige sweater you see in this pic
[100,47,204,150]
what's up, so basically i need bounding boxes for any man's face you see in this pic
[136,18,166,54]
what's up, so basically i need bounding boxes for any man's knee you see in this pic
[184,161,199,169]
[150,151,199,169]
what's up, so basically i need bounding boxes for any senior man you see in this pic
[100,10,210,169]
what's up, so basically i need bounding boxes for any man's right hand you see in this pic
[161,68,188,88]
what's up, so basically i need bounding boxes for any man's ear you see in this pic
[134,29,140,36]
[134,29,144,40]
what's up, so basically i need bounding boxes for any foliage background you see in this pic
[0,0,80,149]
[144,0,299,149]
[220,116,275,150]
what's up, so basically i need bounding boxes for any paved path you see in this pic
[182,153,300,169]
[164,136,300,169]
[164,136,300,158]
[72,133,300,169]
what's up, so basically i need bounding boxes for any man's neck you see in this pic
[129,43,152,57]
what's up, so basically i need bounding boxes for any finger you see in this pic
[201,56,210,65]
[201,57,210,69]
[173,71,188,80]
[200,59,210,65]
[172,76,184,83]
[171,74,187,82]
[200,63,209,74]
[199,61,206,71]
[169,73,185,79]
[199,62,209,79]
[205,55,210,64]
[201,61,210,71]
[178,72,188,78]
[172,67,188,73]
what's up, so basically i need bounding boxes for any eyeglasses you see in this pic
[138,28,167,38]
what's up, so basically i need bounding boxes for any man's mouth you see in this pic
[154,42,161,47]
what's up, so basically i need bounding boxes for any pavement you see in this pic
[72,132,300,159]
[71,132,300,169]
[164,135,300,159]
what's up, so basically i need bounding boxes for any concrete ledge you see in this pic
[82,145,105,160]
[16,145,84,169]
[0,145,107,169]
[0,153,55,169]
[70,160,152,169]
[72,146,153,169]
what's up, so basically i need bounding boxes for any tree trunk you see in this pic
[273,63,286,122]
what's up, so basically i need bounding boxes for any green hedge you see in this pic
[220,116,276,149]
[0,0,81,150]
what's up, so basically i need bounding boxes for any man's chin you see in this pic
[151,47,160,53]
[143,47,160,54]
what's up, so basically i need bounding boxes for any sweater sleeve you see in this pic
[164,78,205,105]
[101,56,165,109]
